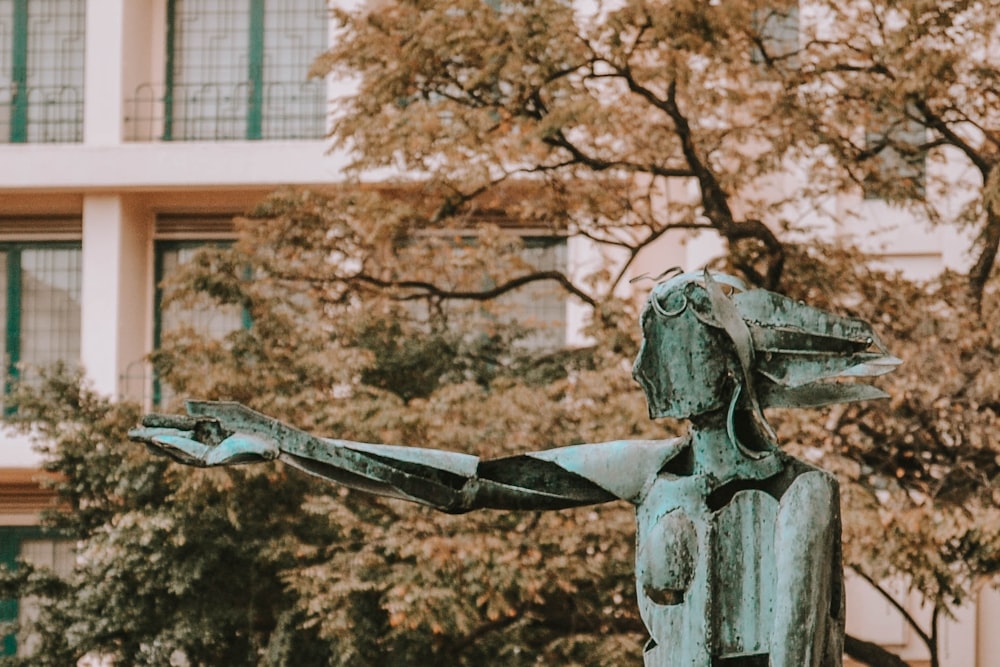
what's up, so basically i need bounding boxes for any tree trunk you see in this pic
[969,208,1000,311]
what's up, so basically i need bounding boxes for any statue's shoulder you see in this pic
[526,437,687,504]
[779,454,839,485]
[766,452,840,509]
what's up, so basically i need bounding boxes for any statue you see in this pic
[130,270,899,666]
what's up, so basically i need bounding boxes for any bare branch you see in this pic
[542,129,694,178]
[353,269,599,308]
[912,99,992,175]
[850,568,934,651]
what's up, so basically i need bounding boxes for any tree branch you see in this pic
[542,130,694,178]
[616,69,785,287]
[930,605,941,667]
[968,208,1000,312]
[353,269,598,308]
[850,568,934,651]
[912,98,991,175]
[844,634,912,667]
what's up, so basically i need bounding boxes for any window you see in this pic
[153,238,246,406]
[422,234,569,352]
[0,0,85,143]
[0,243,82,409]
[863,115,927,200]
[494,236,568,350]
[159,0,328,141]
[751,3,799,68]
[0,527,73,657]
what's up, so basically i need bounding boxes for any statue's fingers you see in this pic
[128,426,189,444]
[204,434,279,466]
[142,411,230,446]
[146,433,214,467]
[186,401,276,440]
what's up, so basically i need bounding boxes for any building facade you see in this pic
[0,1,995,664]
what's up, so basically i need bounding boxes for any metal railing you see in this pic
[124,80,326,142]
[0,84,83,143]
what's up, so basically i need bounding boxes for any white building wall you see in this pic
[79,195,151,397]
[81,195,127,396]
[84,0,126,145]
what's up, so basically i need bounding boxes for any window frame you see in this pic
[0,0,85,143]
[161,0,327,141]
[0,241,83,406]
[0,526,67,657]
[152,238,247,406]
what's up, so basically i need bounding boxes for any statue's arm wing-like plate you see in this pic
[138,401,679,513]
[473,439,684,509]
[307,437,680,512]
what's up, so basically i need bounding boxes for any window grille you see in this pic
[751,3,799,69]
[495,237,568,350]
[0,243,82,411]
[0,527,72,657]
[0,0,85,143]
[127,0,328,141]
[153,239,245,406]
[863,115,927,200]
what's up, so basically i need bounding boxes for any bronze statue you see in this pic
[130,270,898,666]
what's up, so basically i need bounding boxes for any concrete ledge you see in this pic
[0,141,350,191]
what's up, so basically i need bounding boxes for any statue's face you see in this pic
[632,285,733,420]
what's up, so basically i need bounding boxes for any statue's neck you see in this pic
[687,410,781,482]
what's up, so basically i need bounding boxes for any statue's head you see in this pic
[633,269,899,434]
[633,272,743,420]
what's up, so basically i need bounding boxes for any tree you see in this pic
[774,0,1000,307]
[315,0,804,292]
[0,369,337,666]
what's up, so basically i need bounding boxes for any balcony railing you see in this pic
[125,81,326,142]
[0,84,83,143]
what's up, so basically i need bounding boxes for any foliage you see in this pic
[770,247,1000,667]
[775,0,1000,305]
[316,0,800,289]
[1,369,334,666]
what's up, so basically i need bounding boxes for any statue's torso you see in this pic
[635,459,843,667]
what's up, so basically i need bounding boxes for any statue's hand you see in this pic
[128,412,279,467]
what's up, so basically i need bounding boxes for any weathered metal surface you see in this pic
[130,269,896,666]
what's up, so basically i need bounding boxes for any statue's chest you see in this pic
[636,474,779,666]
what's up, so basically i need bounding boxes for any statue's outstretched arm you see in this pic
[130,401,679,513]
